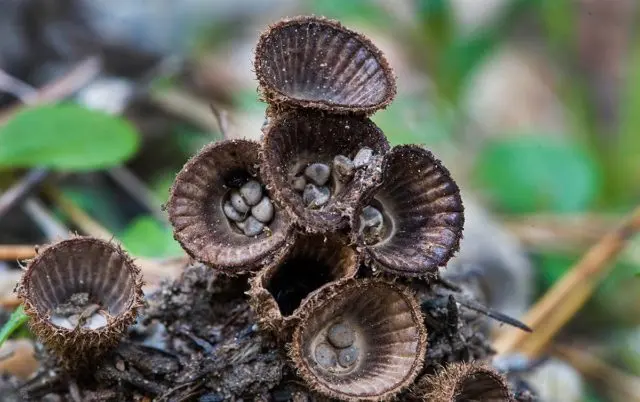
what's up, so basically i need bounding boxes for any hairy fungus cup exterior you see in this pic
[16,237,144,368]
[167,139,295,274]
[261,111,389,233]
[289,278,427,401]
[248,234,359,334]
[255,16,396,115]
[415,362,513,402]
[353,145,464,277]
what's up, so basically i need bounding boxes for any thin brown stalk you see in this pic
[494,205,640,357]
[0,245,37,261]
[0,169,50,221]
[0,57,102,124]
[46,187,113,240]
[149,88,220,133]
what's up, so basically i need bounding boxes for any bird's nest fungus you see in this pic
[9,15,537,402]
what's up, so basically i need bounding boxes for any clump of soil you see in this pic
[4,264,534,401]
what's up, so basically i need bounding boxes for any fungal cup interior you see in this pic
[262,113,389,231]
[455,372,510,402]
[359,146,464,276]
[259,235,358,318]
[27,241,137,331]
[256,17,395,110]
[294,280,426,399]
[169,140,291,270]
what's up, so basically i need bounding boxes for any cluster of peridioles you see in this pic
[166,15,505,401]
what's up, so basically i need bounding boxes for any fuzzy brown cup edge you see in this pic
[254,15,397,115]
[261,111,389,234]
[352,145,464,277]
[289,278,427,401]
[167,139,295,275]
[414,362,514,402]
[248,233,359,337]
[16,237,144,368]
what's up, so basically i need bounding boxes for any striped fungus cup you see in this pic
[289,278,427,401]
[261,111,389,234]
[414,362,514,402]
[248,233,359,335]
[167,139,295,275]
[352,145,464,278]
[254,15,396,115]
[16,237,144,368]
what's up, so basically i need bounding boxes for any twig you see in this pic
[553,344,640,401]
[149,88,220,134]
[22,198,70,241]
[494,205,640,357]
[0,169,50,221]
[0,245,37,261]
[106,167,166,222]
[503,213,614,250]
[209,103,230,139]
[46,187,186,290]
[0,69,37,103]
[46,187,113,240]
[0,56,102,124]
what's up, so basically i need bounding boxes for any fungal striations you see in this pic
[254,16,396,114]
[248,234,359,335]
[16,237,143,369]
[167,139,295,274]
[261,111,389,233]
[414,362,513,402]
[289,278,427,401]
[353,145,464,277]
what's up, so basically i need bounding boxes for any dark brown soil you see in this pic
[2,264,536,401]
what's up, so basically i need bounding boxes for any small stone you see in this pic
[230,190,250,213]
[338,345,359,367]
[67,314,80,327]
[291,176,307,192]
[116,359,126,372]
[84,312,108,329]
[353,147,373,168]
[251,197,274,223]
[240,180,263,206]
[314,343,337,369]
[223,201,245,222]
[361,206,384,228]
[242,216,264,236]
[303,184,330,209]
[50,314,73,330]
[304,163,331,186]
[333,155,355,182]
[327,321,355,348]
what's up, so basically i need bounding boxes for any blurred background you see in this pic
[0,0,638,401]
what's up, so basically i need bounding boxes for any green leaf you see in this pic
[0,305,29,348]
[0,104,140,171]
[118,215,183,258]
[372,95,452,146]
[474,135,601,213]
[307,0,386,25]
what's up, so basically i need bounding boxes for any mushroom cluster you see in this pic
[165,15,511,401]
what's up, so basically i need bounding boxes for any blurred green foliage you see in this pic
[118,215,183,258]
[474,135,601,213]
[0,306,28,349]
[0,104,139,171]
